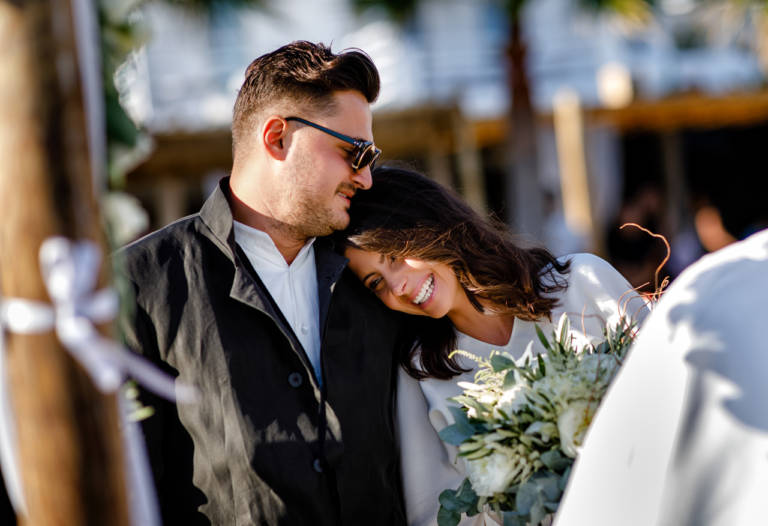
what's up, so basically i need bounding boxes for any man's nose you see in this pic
[351,164,372,190]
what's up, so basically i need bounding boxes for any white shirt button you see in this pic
[300,324,309,334]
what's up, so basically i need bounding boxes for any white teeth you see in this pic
[413,275,434,305]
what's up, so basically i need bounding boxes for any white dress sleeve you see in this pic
[397,368,461,526]
[556,253,649,336]
[397,368,489,526]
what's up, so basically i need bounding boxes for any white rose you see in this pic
[557,400,595,458]
[465,451,520,497]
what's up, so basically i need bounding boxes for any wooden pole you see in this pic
[0,0,131,524]
[553,88,604,256]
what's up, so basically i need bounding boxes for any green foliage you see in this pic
[439,405,478,445]
[437,479,479,526]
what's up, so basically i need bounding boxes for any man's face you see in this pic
[274,90,374,238]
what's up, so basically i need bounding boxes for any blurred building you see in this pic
[120,0,768,286]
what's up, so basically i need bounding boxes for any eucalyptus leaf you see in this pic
[529,500,548,525]
[439,423,475,446]
[455,478,479,507]
[502,511,527,526]
[514,479,538,514]
[503,369,518,390]
[558,466,572,491]
[535,473,562,501]
[439,489,466,512]
[491,353,516,372]
[448,405,472,427]
[540,449,572,472]
[437,506,461,526]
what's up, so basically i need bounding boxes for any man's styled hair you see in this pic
[232,40,380,153]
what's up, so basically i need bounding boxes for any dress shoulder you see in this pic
[554,252,649,329]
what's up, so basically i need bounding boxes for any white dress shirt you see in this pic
[233,221,323,384]
[555,229,768,526]
[397,253,649,526]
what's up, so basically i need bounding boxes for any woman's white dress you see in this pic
[397,253,649,526]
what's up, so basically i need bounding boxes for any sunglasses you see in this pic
[286,116,381,172]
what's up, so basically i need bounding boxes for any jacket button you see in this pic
[313,458,323,473]
[288,372,302,388]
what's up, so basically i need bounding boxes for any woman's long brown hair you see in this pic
[341,166,570,380]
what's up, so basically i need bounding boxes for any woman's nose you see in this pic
[388,269,408,297]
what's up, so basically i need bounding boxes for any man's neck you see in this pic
[229,188,308,265]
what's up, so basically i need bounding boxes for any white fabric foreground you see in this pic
[556,228,768,526]
[0,237,194,525]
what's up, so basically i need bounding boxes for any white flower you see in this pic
[493,383,527,419]
[557,400,595,458]
[102,191,149,246]
[465,451,520,497]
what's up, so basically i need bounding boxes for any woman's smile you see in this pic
[345,246,464,320]
[411,274,435,306]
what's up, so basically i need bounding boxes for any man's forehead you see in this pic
[325,91,374,138]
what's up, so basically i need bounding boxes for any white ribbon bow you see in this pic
[3,237,195,400]
[0,236,195,523]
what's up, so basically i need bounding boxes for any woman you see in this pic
[340,166,648,526]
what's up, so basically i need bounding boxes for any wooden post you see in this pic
[553,88,604,256]
[451,110,487,215]
[0,0,131,524]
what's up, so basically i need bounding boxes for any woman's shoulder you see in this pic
[561,252,615,274]
[554,252,629,289]
[539,252,616,290]
[557,252,649,324]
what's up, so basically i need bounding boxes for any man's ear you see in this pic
[262,116,288,161]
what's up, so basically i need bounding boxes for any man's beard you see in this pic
[280,152,353,238]
[286,189,348,238]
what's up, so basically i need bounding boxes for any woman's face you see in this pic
[345,246,463,319]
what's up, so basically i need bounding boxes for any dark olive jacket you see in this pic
[118,178,407,526]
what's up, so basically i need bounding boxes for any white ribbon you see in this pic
[0,236,196,523]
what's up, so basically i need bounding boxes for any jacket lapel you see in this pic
[314,237,347,339]
[199,177,321,390]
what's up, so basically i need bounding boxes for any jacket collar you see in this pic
[200,176,349,334]
[199,176,238,261]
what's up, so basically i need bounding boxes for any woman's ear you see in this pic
[262,116,287,161]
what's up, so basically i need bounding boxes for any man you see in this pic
[555,227,768,526]
[119,41,407,525]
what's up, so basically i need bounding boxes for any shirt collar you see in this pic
[233,220,316,269]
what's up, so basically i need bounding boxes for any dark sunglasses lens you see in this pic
[355,144,379,170]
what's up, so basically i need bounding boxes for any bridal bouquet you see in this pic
[437,314,637,526]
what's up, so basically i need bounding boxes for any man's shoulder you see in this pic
[116,214,207,277]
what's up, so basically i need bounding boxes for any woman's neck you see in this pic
[448,299,514,346]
